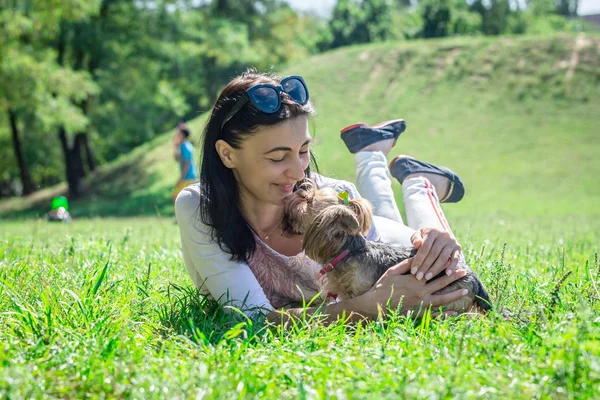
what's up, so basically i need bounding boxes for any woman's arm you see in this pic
[266,258,469,326]
[175,186,274,312]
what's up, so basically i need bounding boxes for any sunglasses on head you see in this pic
[220,75,309,131]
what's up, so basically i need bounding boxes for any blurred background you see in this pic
[0,0,598,219]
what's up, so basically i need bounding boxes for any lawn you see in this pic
[1,215,599,398]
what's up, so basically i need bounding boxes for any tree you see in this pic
[328,0,393,49]
[365,0,394,42]
[52,0,193,196]
[0,0,335,197]
[393,0,412,8]
[0,0,99,196]
[527,0,556,15]
[420,0,452,37]
[555,0,578,17]
[472,0,511,35]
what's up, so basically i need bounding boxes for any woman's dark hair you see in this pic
[199,70,318,263]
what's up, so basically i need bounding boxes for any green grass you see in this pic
[1,217,599,398]
[2,33,600,398]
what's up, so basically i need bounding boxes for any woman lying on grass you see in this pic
[175,70,470,324]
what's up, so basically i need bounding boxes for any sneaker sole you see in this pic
[340,122,368,134]
[388,154,412,171]
[372,118,406,129]
[388,156,464,203]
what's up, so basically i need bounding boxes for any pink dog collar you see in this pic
[319,249,350,275]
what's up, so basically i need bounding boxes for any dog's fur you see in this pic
[283,180,492,314]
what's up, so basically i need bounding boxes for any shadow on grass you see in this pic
[156,284,266,345]
[1,152,177,219]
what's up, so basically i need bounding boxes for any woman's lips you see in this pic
[275,183,295,193]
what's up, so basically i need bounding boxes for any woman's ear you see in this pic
[215,139,236,169]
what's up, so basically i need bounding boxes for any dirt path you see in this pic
[566,33,591,81]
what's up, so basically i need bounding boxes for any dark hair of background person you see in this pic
[178,123,191,138]
[198,70,319,262]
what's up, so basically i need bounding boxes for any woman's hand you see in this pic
[356,258,469,319]
[410,227,462,281]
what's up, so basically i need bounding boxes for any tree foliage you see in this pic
[0,0,99,194]
[327,0,393,49]
[0,0,322,196]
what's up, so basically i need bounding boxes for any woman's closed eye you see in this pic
[268,148,309,163]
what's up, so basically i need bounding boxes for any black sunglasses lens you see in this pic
[282,78,308,104]
[251,87,280,113]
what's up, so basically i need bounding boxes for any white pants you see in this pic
[354,151,456,247]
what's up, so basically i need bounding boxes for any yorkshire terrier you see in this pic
[284,180,492,314]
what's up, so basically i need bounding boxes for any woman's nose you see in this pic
[287,156,306,181]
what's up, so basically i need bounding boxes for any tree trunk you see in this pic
[81,133,97,172]
[77,99,96,173]
[73,134,86,179]
[58,128,85,198]
[54,2,105,197]
[8,109,36,195]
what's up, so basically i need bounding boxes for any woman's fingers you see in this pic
[411,230,438,275]
[413,230,461,281]
[429,288,469,308]
[415,238,447,280]
[424,244,457,281]
[426,268,467,293]
[410,229,424,248]
[445,248,461,275]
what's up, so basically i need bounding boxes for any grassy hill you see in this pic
[1,33,599,221]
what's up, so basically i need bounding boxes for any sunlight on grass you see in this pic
[1,218,599,398]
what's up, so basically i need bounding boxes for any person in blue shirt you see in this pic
[172,123,197,201]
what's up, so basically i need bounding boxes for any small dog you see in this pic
[284,180,492,314]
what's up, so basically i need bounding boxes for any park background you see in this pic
[1,0,600,398]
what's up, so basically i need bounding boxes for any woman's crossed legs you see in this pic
[344,121,465,280]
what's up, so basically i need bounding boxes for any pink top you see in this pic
[248,234,324,309]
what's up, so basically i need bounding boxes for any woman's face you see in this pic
[217,116,312,206]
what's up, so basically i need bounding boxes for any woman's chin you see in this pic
[253,183,297,205]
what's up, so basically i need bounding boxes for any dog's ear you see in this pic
[348,198,373,236]
[317,205,361,235]
[282,180,316,234]
[303,205,360,263]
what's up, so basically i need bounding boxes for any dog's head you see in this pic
[284,181,373,264]
[283,180,373,237]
